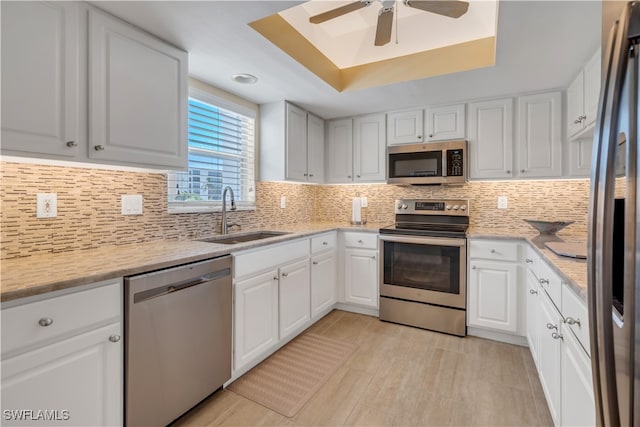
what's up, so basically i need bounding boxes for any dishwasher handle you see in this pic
[133,268,230,304]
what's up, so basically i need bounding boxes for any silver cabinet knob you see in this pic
[358,239,364,244]
[66,141,77,147]
[506,170,511,174]
[428,134,433,138]
[309,174,314,177]
[579,115,586,121]
[564,317,581,327]
[303,173,308,177]
[281,272,289,277]
[546,323,557,330]
[472,265,477,270]
[322,241,328,245]
[551,332,563,340]
[94,145,105,151]
[490,249,496,253]
[273,276,279,281]
[539,278,549,285]
[418,135,423,139]
[529,289,538,295]
[109,334,121,343]
[574,118,582,124]
[312,261,319,265]
[347,175,352,179]
[371,256,376,260]
[356,175,361,178]
[520,169,526,173]
[38,317,54,327]
[525,259,533,264]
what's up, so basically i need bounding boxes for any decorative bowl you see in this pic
[523,219,575,235]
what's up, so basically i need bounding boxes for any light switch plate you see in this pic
[121,195,143,215]
[280,196,286,209]
[360,197,368,208]
[36,193,57,218]
[497,196,508,209]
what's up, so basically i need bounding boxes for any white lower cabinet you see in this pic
[311,251,337,319]
[537,290,563,425]
[561,323,596,426]
[344,249,378,308]
[278,259,311,340]
[1,280,122,426]
[234,269,279,371]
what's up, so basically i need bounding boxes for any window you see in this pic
[168,88,256,213]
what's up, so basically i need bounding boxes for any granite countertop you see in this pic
[468,227,588,301]
[0,222,385,303]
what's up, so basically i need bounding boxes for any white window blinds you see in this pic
[168,90,256,212]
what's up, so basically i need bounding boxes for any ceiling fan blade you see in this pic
[403,0,469,18]
[374,6,394,46]
[309,0,372,24]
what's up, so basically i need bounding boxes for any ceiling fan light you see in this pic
[232,73,258,84]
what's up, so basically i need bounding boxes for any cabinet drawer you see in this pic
[311,232,337,254]
[525,244,544,279]
[343,232,378,249]
[1,280,121,357]
[562,284,590,356]
[469,239,520,262]
[235,238,310,279]
[538,261,562,309]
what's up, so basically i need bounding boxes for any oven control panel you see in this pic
[395,199,469,216]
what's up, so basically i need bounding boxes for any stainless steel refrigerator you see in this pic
[589,2,639,426]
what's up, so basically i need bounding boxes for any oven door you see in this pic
[379,234,466,309]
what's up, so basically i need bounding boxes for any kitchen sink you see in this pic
[198,231,290,245]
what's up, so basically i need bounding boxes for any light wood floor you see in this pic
[175,310,554,426]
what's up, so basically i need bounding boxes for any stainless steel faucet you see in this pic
[221,186,237,235]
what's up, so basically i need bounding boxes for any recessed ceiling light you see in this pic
[232,73,258,84]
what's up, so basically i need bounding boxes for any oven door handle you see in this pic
[378,235,466,247]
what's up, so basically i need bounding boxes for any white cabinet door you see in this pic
[285,103,309,181]
[234,269,279,370]
[353,113,386,182]
[569,138,593,177]
[89,10,188,169]
[567,71,585,138]
[538,293,562,425]
[468,98,514,179]
[386,109,424,145]
[1,322,122,427]
[307,113,325,183]
[526,268,541,367]
[517,92,562,178]
[344,248,378,308]
[468,260,519,333]
[561,325,596,427]
[279,259,311,340]
[326,118,354,183]
[311,251,337,319]
[1,1,80,158]
[426,104,465,141]
[583,48,601,130]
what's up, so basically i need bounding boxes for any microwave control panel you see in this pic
[446,149,464,176]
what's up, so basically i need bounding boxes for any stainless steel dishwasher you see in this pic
[125,255,232,426]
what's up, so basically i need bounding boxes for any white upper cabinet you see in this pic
[568,49,601,140]
[387,109,424,145]
[468,98,514,179]
[353,113,386,182]
[517,92,562,178]
[425,104,466,141]
[568,138,594,177]
[260,101,324,183]
[325,119,354,183]
[1,1,81,158]
[89,9,188,169]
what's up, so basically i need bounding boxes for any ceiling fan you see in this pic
[309,0,470,46]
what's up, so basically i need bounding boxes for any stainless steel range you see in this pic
[379,199,469,336]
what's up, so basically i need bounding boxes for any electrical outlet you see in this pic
[497,196,508,209]
[280,196,286,209]
[36,193,57,218]
[360,197,368,208]
[121,195,143,215]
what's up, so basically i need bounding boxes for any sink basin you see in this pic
[198,231,290,245]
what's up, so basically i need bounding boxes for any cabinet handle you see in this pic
[573,118,582,124]
[551,332,564,340]
[520,169,526,173]
[303,173,308,177]
[490,249,496,253]
[322,241,328,245]
[371,256,376,260]
[347,175,352,179]
[539,278,549,285]
[525,258,533,263]
[358,239,364,244]
[357,175,361,178]
[281,272,289,277]
[312,261,319,265]
[94,145,105,151]
[529,289,538,295]
[506,170,511,174]
[109,334,121,343]
[38,317,54,327]
[273,276,279,281]
[418,135,423,139]
[66,141,77,148]
[546,323,557,330]
[472,265,477,270]
[309,174,314,177]
[564,316,581,327]
[428,134,433,138]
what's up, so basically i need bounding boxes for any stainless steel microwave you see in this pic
[387,140,467,185]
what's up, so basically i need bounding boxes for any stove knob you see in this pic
[397,204,402,210]
[446,205,452,210]
[460,205,467,211]
[401,204,408,210]
[453,205,459,210]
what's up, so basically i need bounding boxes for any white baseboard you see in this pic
[467,326,529,347]
[335,302,379,317]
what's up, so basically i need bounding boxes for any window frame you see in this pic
[167,86,258,214]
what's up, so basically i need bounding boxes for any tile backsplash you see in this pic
[0,161,590,259]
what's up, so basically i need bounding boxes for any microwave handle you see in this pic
[442,151,448,177]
